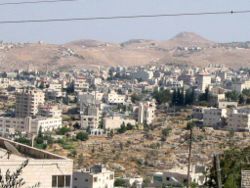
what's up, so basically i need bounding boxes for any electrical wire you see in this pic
[0,9,249,24]
[0,0,77,6]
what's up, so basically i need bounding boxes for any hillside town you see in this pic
[0,63,249,188]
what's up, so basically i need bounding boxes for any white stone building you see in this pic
[73,165,114,188]
[138,102,156,125]
[161,165,206,186]
[196,73,211,92]
[0,116,62,136]
[106,90,126,104]
[74,77,89,93]
[131,69,154,81]
[103,115,136,130]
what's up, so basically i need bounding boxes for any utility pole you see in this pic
[214,154,222,188]
[187,127,193,188]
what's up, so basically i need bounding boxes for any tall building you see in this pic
[138,102,156,125]
[79,93,100,129]
[15,89,45,118]
[80,105,100,129]
[196,73,211,92]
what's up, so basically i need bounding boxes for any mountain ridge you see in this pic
[0,32,249,71]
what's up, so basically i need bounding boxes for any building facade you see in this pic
[15,89,45,118]
[138,102,156,125]
[73,165,114,188]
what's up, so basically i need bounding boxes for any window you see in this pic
[52,176,57,187]
[66,176,71,187]
[52,175,71,188]
[58,176,64,187]
[110,175,114,180]
[94,177,98,182]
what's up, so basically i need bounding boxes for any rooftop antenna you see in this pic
[4,141,22,159]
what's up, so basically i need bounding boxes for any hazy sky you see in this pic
[0,0,250,44]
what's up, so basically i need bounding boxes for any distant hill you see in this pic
[160,32,214,48]
[0,32,249,71]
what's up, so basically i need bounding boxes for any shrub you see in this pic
[76,132,89,141]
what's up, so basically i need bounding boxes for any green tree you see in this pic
[225,90,240,102]
[114,178,128,187]
[126,123,134,130]
[171,88,185,106]
[57,126,71,135]
[153,89,172,105]
[15,136,31,146]
[76,132,89,141]
[117,122,127,134]
[224,174,237,188]
[199,87,210,102]
[242,88,250,97]
[185,88,195,105]
[239,94,246,104]
[172,89,177,106]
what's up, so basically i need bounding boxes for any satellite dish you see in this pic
[4,141,22,159]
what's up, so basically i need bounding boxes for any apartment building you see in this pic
[80,105,100,129]
[0,137,73,188]
[39,104,62,118]
[103,115,136,130]
[73,165,114,188]
[0,116,62,136]
[232,80,250,93]
[196,73,211,92]
[15,89,45,118]
[227,109,250,132]
[203,108,227,127]
[106,90,126,104]
[47,82,65,98]
[131,69,154,81]
[192,107,207,120]
[78,93,100,129]
[74,77,89,93]
[48,82,62,92]
[138,101,156,125]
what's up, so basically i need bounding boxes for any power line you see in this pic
[0,9,249,24]
[0,0,77,6]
